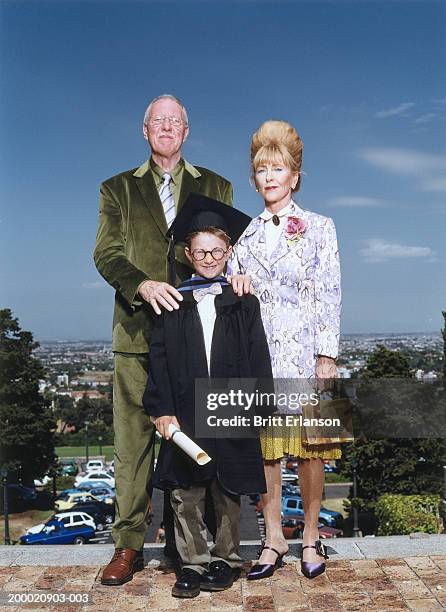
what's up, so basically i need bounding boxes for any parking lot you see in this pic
[5,455,349,546]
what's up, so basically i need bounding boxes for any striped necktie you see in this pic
[159,173,176,227]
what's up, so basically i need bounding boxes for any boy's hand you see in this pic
[155,416,181,440]
[138,280,183,315]
[227,274,254,296]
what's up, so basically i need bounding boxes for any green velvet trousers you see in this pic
[111,352,155,550]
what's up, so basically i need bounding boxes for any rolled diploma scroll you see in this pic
[168,424,212,466]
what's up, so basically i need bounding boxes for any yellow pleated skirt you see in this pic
[260,423,342,461]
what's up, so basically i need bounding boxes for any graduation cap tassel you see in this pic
[167,234,176,286]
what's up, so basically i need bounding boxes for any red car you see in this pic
[285,459,299,472]
[282,517,343,539]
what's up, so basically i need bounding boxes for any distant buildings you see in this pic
[337,367,351,378]
[415,369,438,380]
[34,335,443,395]
[56,374,69,387]
[338,333,442,377]
[71,390,104,402]
[56,389,105,402]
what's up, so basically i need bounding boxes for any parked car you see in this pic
[75,479,110,490]
[85,460,105,472]
[256,485,301,513]
[282,483,301,497]
[108,460,114,474]
[70,501,115,530]
[33,475,52,487]
[324,462,337,473]
[255,485,301,514]
[60,460,78,476]
[285,458,299,472]
[281,468,299,486]
[75,471,115,489]
[76,483,115,503]
[282,495,343,527]
[54,490,102,511]
[0,484,38,512]
[6,483,37,502]
[26,511,96,535]
[282,517,343,539]
[20,520,95,545]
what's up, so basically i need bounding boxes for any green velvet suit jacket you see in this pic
[93,159,233,353]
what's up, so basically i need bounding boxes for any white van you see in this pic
[86,460,105,472]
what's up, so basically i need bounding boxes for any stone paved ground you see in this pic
[1,555,446,611]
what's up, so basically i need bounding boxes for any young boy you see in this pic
[143,194,274,598]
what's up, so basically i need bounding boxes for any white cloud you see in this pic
[414,113,438,124]
[419,177,446,192]
[358,147,446,178]
[361,239,436,263]
[82,281,107,289]
[329,196,387,208]
[375,102,415,119]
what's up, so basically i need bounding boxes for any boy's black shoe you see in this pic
[200,560,240,591]
[171,568,201,598]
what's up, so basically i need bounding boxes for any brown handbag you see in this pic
[301,383,354,447]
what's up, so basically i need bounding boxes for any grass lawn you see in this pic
[56,445,114,461]
[0,509,54,544]
[56,440,161,462]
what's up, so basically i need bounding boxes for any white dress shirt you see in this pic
[259,201,293,258]
[196,292,216,374]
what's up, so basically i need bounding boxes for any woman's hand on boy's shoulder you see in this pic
[155,415,181,440]
[227,273,254,297]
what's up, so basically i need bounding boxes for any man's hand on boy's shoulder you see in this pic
[137,280,183,315]
[155,415,181,440]
[227,274,254,297]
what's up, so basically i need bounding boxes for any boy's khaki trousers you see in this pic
[170,479,243,574]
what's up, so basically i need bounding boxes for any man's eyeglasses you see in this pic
[190,248,227,262]
[148,115,185,128]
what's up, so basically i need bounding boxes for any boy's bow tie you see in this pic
[193,283,222,302]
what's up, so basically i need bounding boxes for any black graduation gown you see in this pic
[143,286,273,495]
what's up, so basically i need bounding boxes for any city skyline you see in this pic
[34,331,443,343]
[1,0,445,339]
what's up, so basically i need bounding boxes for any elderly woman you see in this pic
[227,120,341,580]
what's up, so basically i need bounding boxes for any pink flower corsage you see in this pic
[285,216,306,246]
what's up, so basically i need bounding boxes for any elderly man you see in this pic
[94,94,233,585]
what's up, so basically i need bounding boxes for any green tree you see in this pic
[362,344,411,378]
[53,394,77,433]
[0,309,56,484]
[72,397,113,431]
[339,345,446,527]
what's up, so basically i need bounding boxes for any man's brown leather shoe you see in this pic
[101,548,144,585]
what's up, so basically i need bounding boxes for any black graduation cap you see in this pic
[166,193,251,284]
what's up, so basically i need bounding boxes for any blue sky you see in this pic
[1,0,445,340]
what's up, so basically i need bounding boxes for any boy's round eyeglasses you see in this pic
[191,248,227,261]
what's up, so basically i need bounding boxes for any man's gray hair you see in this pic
[143,94,189,126]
